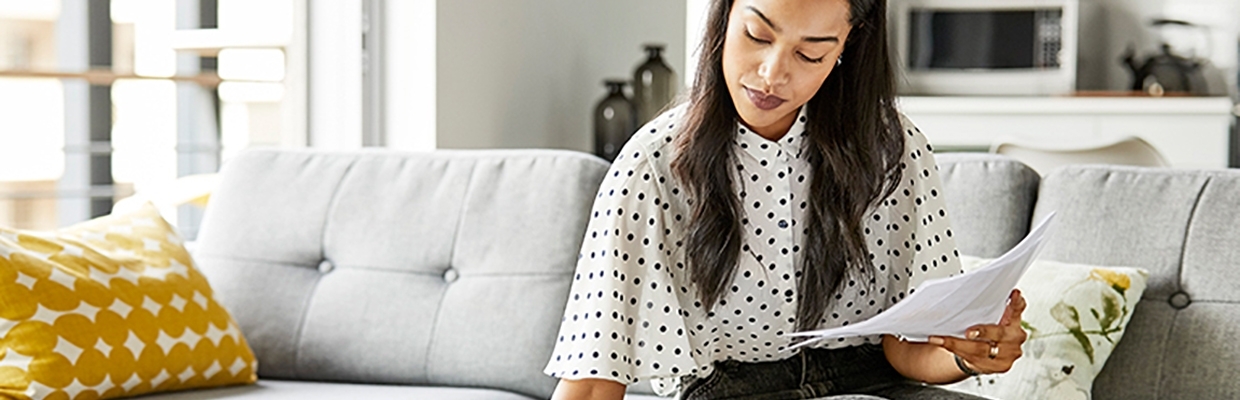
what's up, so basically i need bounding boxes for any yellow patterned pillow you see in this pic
[0,203,257,399]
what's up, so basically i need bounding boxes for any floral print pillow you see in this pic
[942,256,1149,400]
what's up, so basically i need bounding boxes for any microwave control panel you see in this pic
[1034,10,1063,69]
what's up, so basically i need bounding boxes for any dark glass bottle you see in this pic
[594,80,637,162]
[633,44,678,125]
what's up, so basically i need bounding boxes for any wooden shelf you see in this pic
[898,95,1236,170]
[170,29,288,57]
[0,69,223,87]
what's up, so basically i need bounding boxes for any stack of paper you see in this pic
[786,213,1056,349]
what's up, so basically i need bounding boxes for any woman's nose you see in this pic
[757,52,790,90]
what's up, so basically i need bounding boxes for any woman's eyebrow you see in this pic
[745,6,839,43]
[745,6,780,32]
[804,36,839,44]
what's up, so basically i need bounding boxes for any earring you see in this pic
[836,56,843,66]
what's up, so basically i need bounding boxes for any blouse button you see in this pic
[778,220,789,229]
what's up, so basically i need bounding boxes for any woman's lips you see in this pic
[744,87,785,111]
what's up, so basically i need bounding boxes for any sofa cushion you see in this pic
[935,153,1040,258]
[130,379,537,399]
[193,150,610,399]
[1033,165,1240,400]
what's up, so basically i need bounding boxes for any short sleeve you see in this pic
[880,115,963,301]
[543,144,699,386]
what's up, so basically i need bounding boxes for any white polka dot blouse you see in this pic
[544,104,963,394]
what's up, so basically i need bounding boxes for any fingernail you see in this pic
[929,337,944,346]
[967,330,979,339]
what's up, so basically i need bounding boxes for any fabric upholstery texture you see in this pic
[193,149,610,400]
[935,154,1040,258]
[1032,165,1240,400]
[0,203,257,399]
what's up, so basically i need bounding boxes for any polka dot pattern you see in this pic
[544,105,961,395]
[0,204,257,400]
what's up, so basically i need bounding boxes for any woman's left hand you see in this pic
[929,289,1028,374]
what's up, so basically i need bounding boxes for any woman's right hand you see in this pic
[551,378,627,400]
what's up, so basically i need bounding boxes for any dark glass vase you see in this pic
[633,44,678,125]
[594,80,637,162]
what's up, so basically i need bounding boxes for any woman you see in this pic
[545,0,1027,398]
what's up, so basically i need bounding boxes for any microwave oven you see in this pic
[890,0,1078,96]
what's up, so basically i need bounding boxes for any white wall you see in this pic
[436,0,686,151]
[685,0,710,88]
[308,0,363,149]
[384,0,436,151]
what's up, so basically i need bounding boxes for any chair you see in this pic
[990,136,1170,175]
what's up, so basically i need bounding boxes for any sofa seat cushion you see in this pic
[131,380,539,400]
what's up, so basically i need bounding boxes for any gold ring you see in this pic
[988,344,999,359]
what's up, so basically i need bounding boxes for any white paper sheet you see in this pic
[785,212,1057,349]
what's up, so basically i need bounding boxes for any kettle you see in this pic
[1121,19,1211,96]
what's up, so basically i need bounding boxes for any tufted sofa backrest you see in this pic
[1033,165,1240,400]
[194,149,609,399]
[936,154,1240,398]
[935,153,1041,258]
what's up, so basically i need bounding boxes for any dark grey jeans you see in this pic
[677,345,986,400]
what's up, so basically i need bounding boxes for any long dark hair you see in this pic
[671,0,904,333]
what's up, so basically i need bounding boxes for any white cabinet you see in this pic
[898,96,1236,169]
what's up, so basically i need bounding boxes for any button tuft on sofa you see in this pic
[1168,291,1191,309]
[317,260,334,274]
[443,268,460,283]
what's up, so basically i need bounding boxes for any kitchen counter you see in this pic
[898,95,1235,169]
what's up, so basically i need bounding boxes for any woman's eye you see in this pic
[800,53,825,64]
[744,30,770,44]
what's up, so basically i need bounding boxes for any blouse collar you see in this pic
[734,105,809,162]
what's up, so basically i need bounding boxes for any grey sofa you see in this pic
[938,154,1240,400]
[136,149,1239,399]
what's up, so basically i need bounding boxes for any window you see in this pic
[0,0,305,239]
